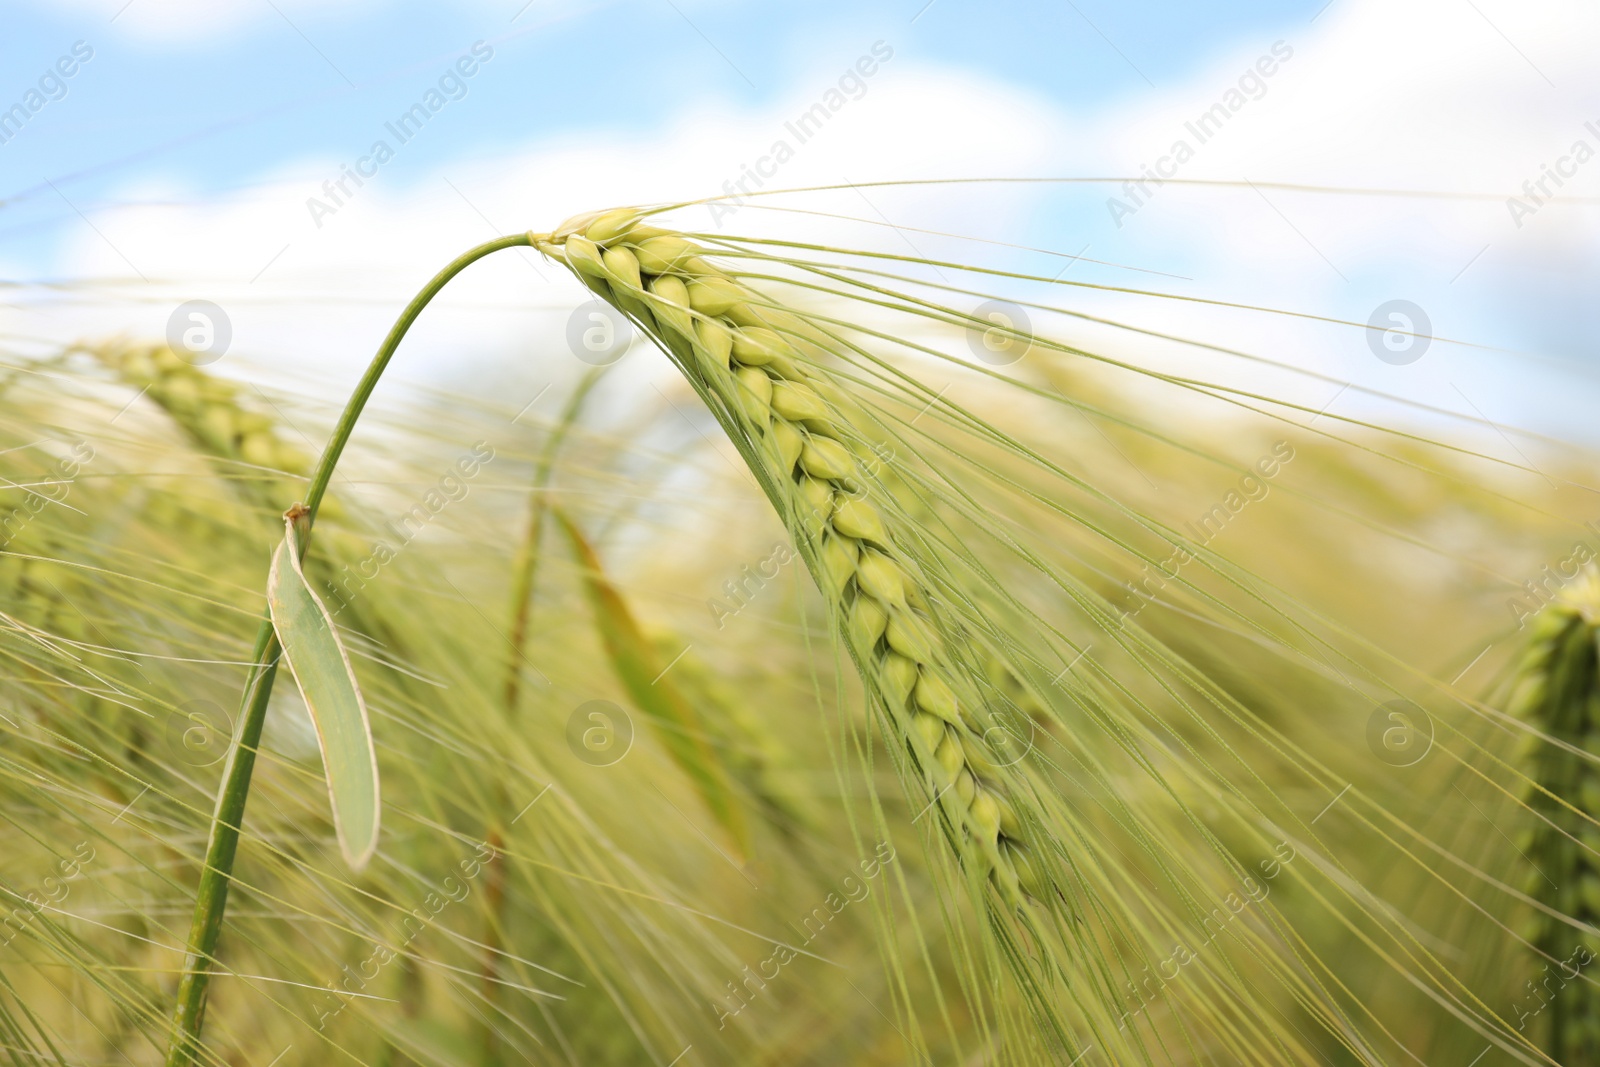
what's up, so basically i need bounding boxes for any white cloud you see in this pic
[7,59,1061,401]
[34,0,386,44]
[1067,0,1600,442]
[9,0,1599,446]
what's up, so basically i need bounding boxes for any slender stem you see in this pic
[165,234,532,1067]
[501,366,603,714]
[302,233,536,524]
[481,365,602,1062]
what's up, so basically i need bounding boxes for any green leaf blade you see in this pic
[555,509,751,859]
[267,521,381,871]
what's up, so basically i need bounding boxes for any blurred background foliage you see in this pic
[0,270,1594,1065]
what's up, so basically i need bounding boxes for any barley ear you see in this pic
[1510,565,1600,1062]
[535,216,1043,908]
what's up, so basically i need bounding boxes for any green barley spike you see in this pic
[95,343,312,504]
[1509,566,1600,1063]
[535,211,1041,905]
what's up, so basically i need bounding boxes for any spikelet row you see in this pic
[537,211,1045,904]
[1508,568,1600,1059]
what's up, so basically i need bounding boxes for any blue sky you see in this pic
[2,0,1317,262]
[2,0,1596,448]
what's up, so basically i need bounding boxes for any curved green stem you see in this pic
[165,233,532,1067]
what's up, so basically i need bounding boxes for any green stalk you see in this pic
[165,234,531,1067]
[501,366,605,715]
[482,367,602,1063]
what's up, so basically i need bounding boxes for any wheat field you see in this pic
[0,184,1594,1064]
[4,3,1598,1063]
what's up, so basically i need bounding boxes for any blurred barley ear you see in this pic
[1509,567,1600,1063]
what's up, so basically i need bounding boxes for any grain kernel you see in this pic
[633,235,701,274]
[818,533,859,596]
[832,496,888,544]
[886,610,937,663]
[602,246,643,291]
[913,672,960,723]
[912,712,945,751]
[688,277,745,316]
[1003,841,1045,899]
[796,477,834,537]
[584,209,641,245]
[565,235,609,278]
[971,788,1002,839]
[769,418,804,474]
[799,435,854,481]
[880,653,919,706]
[731,327,792,366]
[770,381,828,422]
[733,366,772,423]
[695,318,733,369]
[646,275,694,338]
[849,594,889,651]
[992,790,1022,837]
[856,550,907,604]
